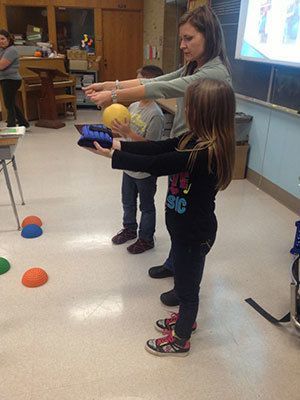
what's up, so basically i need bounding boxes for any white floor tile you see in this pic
[0,110,299,399]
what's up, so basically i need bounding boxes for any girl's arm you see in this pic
[87,137,180,157]
[111,146,207,177]
[117,137,180,155]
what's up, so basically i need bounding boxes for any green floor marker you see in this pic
[0,257,10,275]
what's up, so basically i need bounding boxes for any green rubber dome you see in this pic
[0,257,10,275]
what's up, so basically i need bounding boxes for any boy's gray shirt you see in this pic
[140,57,231,138]
[0,46,21,80]
[124,100,164,179]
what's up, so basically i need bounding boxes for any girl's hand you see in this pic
[111,118,131,138]
[85,139,120,156]
[87,90,112,108]
[85,142,114,158]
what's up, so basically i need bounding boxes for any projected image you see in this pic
[283,0,300,43]
[236,0,300,67]
[258,1,272,43]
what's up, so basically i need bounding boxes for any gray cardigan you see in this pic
[141,57,231,138]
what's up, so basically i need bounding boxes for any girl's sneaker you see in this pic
[145,331,190,357]
[155,312,197,333]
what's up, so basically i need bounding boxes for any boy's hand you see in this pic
[111,118,131,138]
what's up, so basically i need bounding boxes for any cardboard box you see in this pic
[233,144,249,179]
[69,59,88,70]
[67,50,87,60]
[87,60,99,70]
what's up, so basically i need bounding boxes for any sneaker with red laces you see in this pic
[145,330,190,357]
[111,228,137,245]
[127,238,154,254]
[155,312,197,333]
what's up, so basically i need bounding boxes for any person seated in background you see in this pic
[110,65,165,254]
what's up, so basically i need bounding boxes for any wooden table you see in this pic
[28,66,69,129]
[0,127,25,230]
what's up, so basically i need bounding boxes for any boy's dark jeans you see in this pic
[171,237,212,340]
[122,172,157,242]
[0,79,28,127]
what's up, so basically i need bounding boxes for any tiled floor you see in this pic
[0,110,299,400]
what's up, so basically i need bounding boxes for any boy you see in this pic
[111,65,165,254]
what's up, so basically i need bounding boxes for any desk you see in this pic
[156,98,177,114]
[0,127,25,230]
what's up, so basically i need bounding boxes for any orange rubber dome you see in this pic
[21,216,43,228]
[22,268,48,288]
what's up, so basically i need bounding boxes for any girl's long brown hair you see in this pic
[178,78,236,191]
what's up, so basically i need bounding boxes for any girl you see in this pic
[85,78,236,356]
[84,5,231,307]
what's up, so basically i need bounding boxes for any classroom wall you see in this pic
[143,0,165,68]
[237,99,300,203]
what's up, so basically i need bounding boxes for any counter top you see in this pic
[156,98,177,114]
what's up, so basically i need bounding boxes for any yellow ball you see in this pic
[102,103,131,128]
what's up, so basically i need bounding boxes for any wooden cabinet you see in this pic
[69,69,98,107]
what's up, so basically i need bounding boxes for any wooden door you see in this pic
[101,9,143,81]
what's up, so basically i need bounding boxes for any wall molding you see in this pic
[247,168,299,215]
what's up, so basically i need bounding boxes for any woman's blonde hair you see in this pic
[178,78,236,191]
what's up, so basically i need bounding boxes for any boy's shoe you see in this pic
[145,331,190,357]
[160,288,180,307]
[148,264,174,278]
[127,238,154,254]
[155,312,197,333]
[111,228,137,245]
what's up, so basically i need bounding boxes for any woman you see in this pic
[0,29,29,129]
[84,5,231,306]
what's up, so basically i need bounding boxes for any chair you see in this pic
[55,94,77,119]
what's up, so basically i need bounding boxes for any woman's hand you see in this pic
[82,82,104,96]
[111,118,131,138]
[87,90,112,108]
[83,81,115,96]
